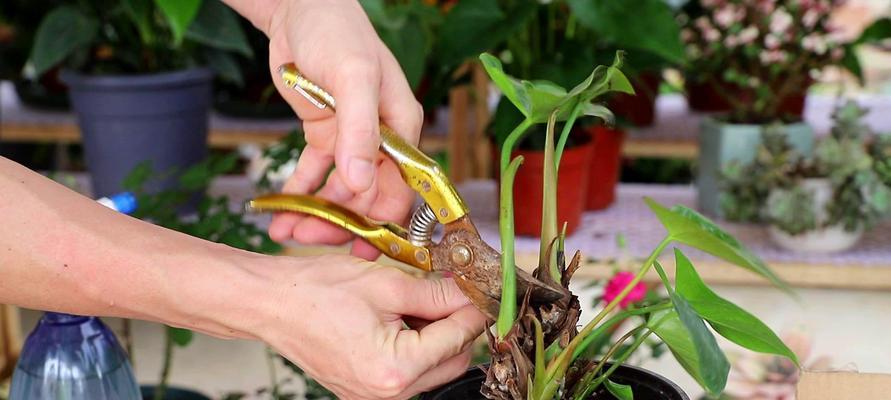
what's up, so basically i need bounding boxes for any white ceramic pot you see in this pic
[767,179,864,253]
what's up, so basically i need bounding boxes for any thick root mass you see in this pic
[481,251,584,400]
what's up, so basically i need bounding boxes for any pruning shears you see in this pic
[246,63,565,320]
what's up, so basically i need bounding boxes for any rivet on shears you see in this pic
[389,243,401,255]
[450,244,472,267]
[415,250,428,264]
[439,208,449,218]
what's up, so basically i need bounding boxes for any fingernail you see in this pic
[348,158,374,190]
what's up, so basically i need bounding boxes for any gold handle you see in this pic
[248,194,432,271]
[279,63,468,224]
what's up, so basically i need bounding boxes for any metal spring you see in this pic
[408,204,438,247]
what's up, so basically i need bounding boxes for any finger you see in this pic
[290,172,356,245]
[350,238,382,261]
[394,305,487,378]
[283,145,333,195]
[401,349,473,397]
[378,45,423,147]
[365,159,416,229]
[390,278,472,320]
[332,58,383,193]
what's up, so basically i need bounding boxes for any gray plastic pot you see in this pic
[62,68,213,198]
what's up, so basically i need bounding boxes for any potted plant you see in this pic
[423,52,796,400]
[721,101,891,253]
[29,0,251,198]
[120,154,282,400]
[678,0,856,216]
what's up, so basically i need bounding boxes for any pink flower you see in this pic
[704,27,721,42]
[715,5,737,28]
[603,272,647,309]
[738,26,759,44]
[803,9,820,28]
[802,34,828,55]
[765,34,781,49]
[770,8,793,34]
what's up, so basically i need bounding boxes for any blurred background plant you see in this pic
[721,100,891,235]
[121,154,282,400]
[679,0,850,122]
[29,0,251,80]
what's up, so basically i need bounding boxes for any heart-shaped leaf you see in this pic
[674,249,799,365]
[649,308,729,396]
[30,6,99,76]
[644,198,790,293]
[605,379,634,400]
[154,0,202,45]
[480,53,530,119]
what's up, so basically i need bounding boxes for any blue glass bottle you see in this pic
[10,192,141,400]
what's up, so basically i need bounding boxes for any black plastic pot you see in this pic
[62,68,213,198]
[421,364,689,400]
[140,385,212,400]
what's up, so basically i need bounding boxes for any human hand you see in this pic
[261,0,424,259]
[256,255,487,399]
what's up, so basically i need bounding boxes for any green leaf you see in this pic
[568,0,685,65]
[480,53,530,119]
[581,103,616,126]
[856,17,891,45]
[674,249,798,365]
[155,0,202,45]
[122,161,154,192]
[204,48,243,86]
[30,6,99,76]
[168,327,194,347]
[436,0,536,68]
[649,309,729,396]
[377,14,429,89]
[187,0,252,57]
[532,318,546,399]
[644,198,790,292]
[122,0,154,44]
[605,379,633,400]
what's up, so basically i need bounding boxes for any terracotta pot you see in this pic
[686,78,810,119]
[586,126,626,210]
[609,72,662,126]
[685,79,737,113]
[507,140,593,236]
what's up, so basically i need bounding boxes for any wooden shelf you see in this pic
[282,246,891,291]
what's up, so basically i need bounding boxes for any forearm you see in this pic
[0,157,274,339]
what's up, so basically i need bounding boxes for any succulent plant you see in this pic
[722,100,891,235]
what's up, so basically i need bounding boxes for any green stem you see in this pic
[497,156,525,339]
[500,118,535,173]
[154,329,174,400]
[546,236,671,379]
[555,102,584,170]
[573,325,645,400]
[571,302,672,361]
[576,330,655,400]
[266,347,280,398]
[540,111,560,280]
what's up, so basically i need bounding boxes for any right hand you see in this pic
[255,255,487,399]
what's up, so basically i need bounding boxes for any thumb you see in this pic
[332,61,382,193]
[395,278,474,321]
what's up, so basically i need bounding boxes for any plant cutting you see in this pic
[421,52,798,400]
[721,101,891,253]
[120,154,281,400]
[29,0,251,198]
[678,0,856,215]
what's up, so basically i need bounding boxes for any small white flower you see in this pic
[765,34,781,49]
[686,44,702,58]
[705,27,721,42]
[715,5,736,28]
[770,8,793,34]
[695,16,712,32]
[738,26,759,44]
[831,46,844,60]
[802,34,828,55]
[803,9,820,28]
[725,35,739,48]
[681,28,694,42]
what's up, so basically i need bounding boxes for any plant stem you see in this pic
[154,328,174,400]
[594,332,655,382]
[577,330,655,400]
[571,302,672,361]
[546,236,671,379]
[555,102,584,169]
[572,325,645,400]
[265,347,280,398]
[540,111,560,280]
[500,118,535,173]
[497,156,525,339]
